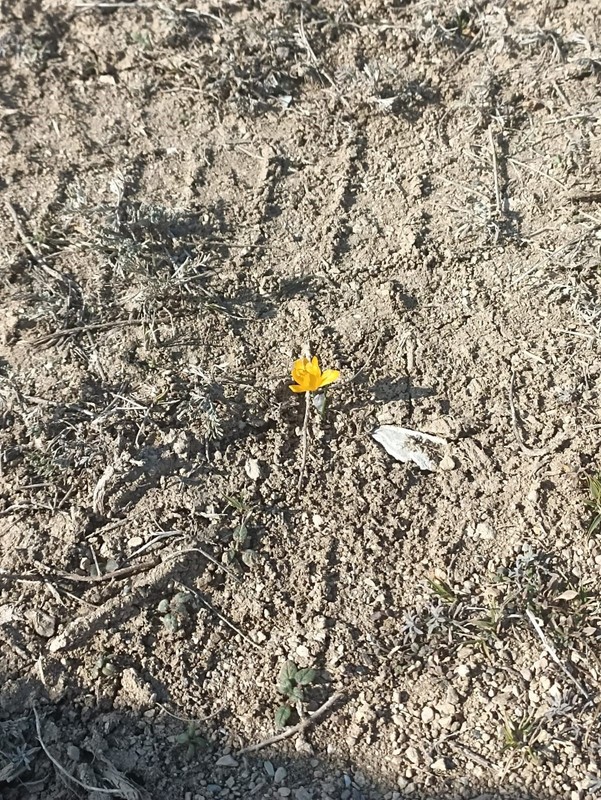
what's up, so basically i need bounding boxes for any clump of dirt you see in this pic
[1,1,601,798]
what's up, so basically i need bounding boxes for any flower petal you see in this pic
[291,358,308,383]
[319,369,340,388]
[292,357,308,373]
[289,383,307,393]
[306,356,321,376]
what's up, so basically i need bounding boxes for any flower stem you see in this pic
[296,390,311,496]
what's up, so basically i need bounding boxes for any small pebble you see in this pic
[245,458,262,480]
[66,745,80,762]
[421,707,435,724]
[25,609,56,638]
[295,790,312,800]
[264,761,275,777]
[128,536,143,548]
[475,521,494,540]
[439,453,456,471]
[274,767,287,784]
[216,755,238,768]
[295,644,310,660]
[278,789,291,798]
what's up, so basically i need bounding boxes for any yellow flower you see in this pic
[289,356,340,393]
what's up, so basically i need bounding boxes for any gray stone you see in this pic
[66,745,80,762]
[274,766,287,784]
[216,755,238,768]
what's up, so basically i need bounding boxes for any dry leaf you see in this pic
[371,425,446,471]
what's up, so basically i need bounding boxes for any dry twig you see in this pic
[196,595,262,651]
[296,391,311,496]
[525,609,589,701]
[443,29,483,76]
[488,126,502,215]
[1,545,238,586]
[238,692,346,754]
[32,319,143,346]
[33,708,126,795]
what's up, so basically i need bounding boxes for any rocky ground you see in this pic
[1,1,601,798]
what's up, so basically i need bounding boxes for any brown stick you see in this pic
[34,708,125,795]
[32,319,143,345]
[238,692,346,755]
[296,391,311,496]
[443,29,483,76]
[488,125,501,215]
[567,189,601,203]
[1,546,238,586]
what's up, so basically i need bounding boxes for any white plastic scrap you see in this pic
[371,425,446,471]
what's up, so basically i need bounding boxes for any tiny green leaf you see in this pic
[173,592,194,609]
[589,515,601,534]
[278,678,294,696]
[279,660,298,684]
[162,614,179,633]
[275,705,291,728]
[295,667,317,686]
[426,577,456,603]
[225,495,246,512]
[233,523,248,545]
[288,685,304,702]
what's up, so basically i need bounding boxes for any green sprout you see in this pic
[157,591,195,633]
[222,494,258,569]
[426,577,456,604]
[586,473,601,534]
[275,660,317,728]
[502,714,539,762]
[175,722,206,760]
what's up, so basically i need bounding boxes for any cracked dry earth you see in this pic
[1,1,601,799]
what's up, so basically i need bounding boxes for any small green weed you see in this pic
[502,714,540,762]
[222,494,259,569]
[175,722,206,760]
[275,660,317,728]
[224,493,253,515]
[426,576,456,603]
[586,473,601,534]
[91,655,117,679]
[157,591,195,633]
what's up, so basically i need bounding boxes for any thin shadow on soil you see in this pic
[371,377,436,404]
[375,80,441,124]
[0,676,558,800]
